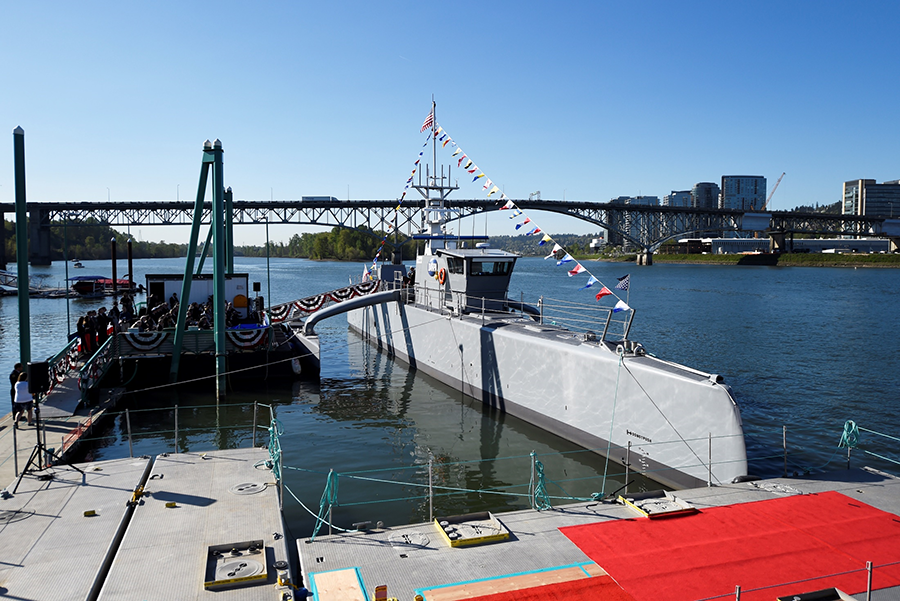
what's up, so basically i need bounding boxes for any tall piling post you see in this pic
[127,238,134,292]
[211,140,227,400]
[111,237,118,296]
[13,127,31,367]
[225,186,234,274]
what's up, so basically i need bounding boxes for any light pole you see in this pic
[107,187,110,202]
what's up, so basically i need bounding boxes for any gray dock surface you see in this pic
[298,467,900,601]
[0,456,152,601]
[98,448,294,601]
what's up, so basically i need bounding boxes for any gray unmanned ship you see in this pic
[299,130,748,491]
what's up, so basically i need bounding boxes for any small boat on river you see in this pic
[69,275,140,297]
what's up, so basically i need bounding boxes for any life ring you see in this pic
[437,268,446,285]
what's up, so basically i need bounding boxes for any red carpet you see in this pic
[560,491,900,601]
[466,575,635,601]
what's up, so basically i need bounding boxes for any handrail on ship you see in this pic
[382,277,634,343]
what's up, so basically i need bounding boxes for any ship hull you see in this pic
[346,300,747,490]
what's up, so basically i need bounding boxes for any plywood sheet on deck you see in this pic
[420,563,603,600]
[310,567,368,601]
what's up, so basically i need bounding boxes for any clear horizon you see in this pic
[2,2,898,246]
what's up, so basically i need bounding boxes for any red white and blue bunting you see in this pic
[226,328,269,349]
[123,331,169,352]
[267,281,380,323]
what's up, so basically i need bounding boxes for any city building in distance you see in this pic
[663,190,692,207]
[720,175,767,210]
[842,179,900,218]
[691,182,720,209]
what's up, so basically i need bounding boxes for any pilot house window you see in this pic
[469,261,512,276]
[447,257,464,274]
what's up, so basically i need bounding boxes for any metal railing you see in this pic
[47,338,79,393]
[390,279,634,343]
[696,559,899,600]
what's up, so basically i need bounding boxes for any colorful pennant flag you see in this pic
[567,264,586,277]
[539,234,552,246]
[556,253,573,266]
[509,209,523,219]
[515,218,532,230]
[613,300,631,313]
[579,276,598,290]
[595,286,613,300]
[458,155,467,167]
[442,137,452,147]
[526,226,541,235]
[500,200,515,210]
[488,186,500,196]
[482,178,493,190]
[616,274,630,291]
[545,243,563,259]
[473,173,485,181]
[464,160,473,169]
[452,148,462,157]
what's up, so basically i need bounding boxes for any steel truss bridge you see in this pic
[2,198,898,266]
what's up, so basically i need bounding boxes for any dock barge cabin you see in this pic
[75,273,313,400]
[144,273,252,318]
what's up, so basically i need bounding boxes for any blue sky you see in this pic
[2,1,898,245]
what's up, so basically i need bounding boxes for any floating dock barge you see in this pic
[1,448,294,601]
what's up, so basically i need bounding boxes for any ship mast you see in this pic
[413,99,458,253]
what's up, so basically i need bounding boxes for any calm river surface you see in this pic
[2,256,898,536]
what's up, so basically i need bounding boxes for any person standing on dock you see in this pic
[121,293,135,323]
[13,372,33,427]
[109,300,121,333]
[77,314,92,356]
[96,307,111,347]
[86,310,99,351]
[9,362,22,415]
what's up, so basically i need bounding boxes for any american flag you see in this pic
[420,109,434,133]
[615,274,630,291]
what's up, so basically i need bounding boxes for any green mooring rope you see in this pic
[311,470,340,540]
[530,452,552,511]
[839,420,859,449]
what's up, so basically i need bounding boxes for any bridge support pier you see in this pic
[636,251,653,266]
[28,207,53,265]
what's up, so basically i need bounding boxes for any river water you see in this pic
[2,257,898,537]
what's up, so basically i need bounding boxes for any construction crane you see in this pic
[760,172,785,211]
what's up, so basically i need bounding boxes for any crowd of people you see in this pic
[74,292,246,355]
